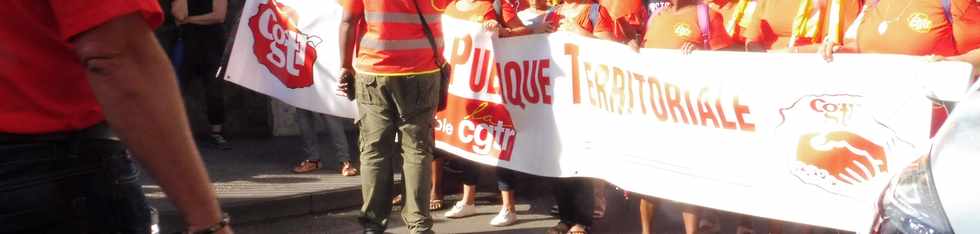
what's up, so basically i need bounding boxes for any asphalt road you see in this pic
[234,188,846,234]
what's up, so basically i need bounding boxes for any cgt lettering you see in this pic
[810,98,858,124]
[457,119,516,155]
[248,0,320,89]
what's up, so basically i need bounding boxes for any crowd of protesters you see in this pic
[342,0,979,234]
[2,0,978,233]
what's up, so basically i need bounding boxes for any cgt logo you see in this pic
[779,94,904,196]
[435,95,518,161]
[248,0,320,89]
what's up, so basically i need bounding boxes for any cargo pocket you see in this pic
[416,74,439,109]
[356,75,382,106]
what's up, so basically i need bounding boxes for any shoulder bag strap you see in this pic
[412,0,444,65]
[696,3,712,49]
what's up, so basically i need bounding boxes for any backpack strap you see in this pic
[589,3,601,29]
[494,0,503,18]
[696,3,712,49]
[941,0,952,23]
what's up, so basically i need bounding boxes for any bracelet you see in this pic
[183,213,230,234]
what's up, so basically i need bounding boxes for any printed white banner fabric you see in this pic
[225,1,975,231]
[225,0,357,118]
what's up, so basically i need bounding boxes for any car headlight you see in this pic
[871,155,954,234]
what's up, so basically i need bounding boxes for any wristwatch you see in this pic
[183,213,230,234]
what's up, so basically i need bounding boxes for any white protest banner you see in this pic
[225,0,356,118]
[226,1,975,231]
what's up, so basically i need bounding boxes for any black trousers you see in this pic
[554,177,594,227]
[154,23,180,60]
[179,24,227,126]
[459,160,517,192]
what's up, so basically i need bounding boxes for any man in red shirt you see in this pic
[0,1,229,233]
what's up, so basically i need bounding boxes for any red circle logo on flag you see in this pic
[248,0,320,89]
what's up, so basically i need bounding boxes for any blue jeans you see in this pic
[0,129,151,233]
[295,109,353,163]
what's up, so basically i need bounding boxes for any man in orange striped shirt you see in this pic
[339,1,446,233]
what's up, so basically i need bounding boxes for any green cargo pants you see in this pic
[355,71,439,234]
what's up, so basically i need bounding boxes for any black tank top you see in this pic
[188,0,214,17]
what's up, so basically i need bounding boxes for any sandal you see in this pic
[292,160,321,173]
[341,161,359,176]
[429,199,445,211]
[546,222,570,234]
[392,194,403,205]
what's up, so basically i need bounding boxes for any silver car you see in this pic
[870,86,980,234]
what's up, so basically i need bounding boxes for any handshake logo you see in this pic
[779,95,907,196]
[796,131,887,185]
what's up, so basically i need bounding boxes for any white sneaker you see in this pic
[489,209,518,226]
[443,201,477,218]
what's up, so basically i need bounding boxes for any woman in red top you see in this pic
[599,0,649,47]
[437,0,552,227]
[638,1,733,234]
[743,0,864,52]
[545,3,619,234]
[821,0,980,136]
[708,0,760,51]
[642,0,733,51]
[546,0,619,41]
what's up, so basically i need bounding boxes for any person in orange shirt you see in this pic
[544,3,618,234]
[642,0,733,50]
[820,0,980,136]
[739,1,864,233]
[436,0,550,227]
[599,0,648,47]
[546,0,619,41]
[743,0,864,52]
[638,2,733,234]
[518,0,555,27]
[707,0,760,51]
[499,0,532,24]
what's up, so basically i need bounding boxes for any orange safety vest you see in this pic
[356,0,444,76]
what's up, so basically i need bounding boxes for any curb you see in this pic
[157,184,382,233]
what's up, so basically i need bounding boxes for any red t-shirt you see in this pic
[500,0,528,24]
[0,0,163,134]
[445,0,497,23]
[599,0,649,41]
[546,3,617,39]
[856,0,980,56]
[642,5,733,50]
[854,0,980,136]
[744,0,862,49]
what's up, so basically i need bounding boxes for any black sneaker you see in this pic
[207,133,231,150]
